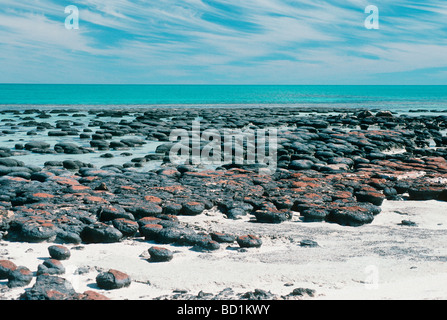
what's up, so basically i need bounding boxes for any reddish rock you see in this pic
[139,223,163,240]
[237,235,262,248]
[80,290,110,300]
[112,218,139,237]
[408,185,445,200]
[96,269,131,290]
[0,259,17,279]
[181,201,205,216]
[8,266,33,288]
[148,246,174,262]
[48,245,71,260]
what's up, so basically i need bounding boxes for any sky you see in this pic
[0,0,446,84]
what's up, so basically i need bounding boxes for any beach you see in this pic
[1,106,447,300]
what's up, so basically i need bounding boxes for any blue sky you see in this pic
[0,0,446,84]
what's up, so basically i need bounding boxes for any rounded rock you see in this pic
[48,245,71,260]
[148,246,174,262]
[96,269,131,290]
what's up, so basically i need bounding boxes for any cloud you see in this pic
[0,0,446,84]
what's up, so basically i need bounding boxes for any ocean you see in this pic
[0,84,447,112]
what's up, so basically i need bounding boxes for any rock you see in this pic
[148,246,174,262]
[37,258,65,276]
[289,160,314,171]
[254,210,288,224]
[327,205,374,227]
[301,207,329,222]
[0,159,24,167]
[0,259,17,279]
[163,203,183,215]
[300,240,319,247]
[181,202,205,216]
[210,232,236,243]
[156,228,185,244]
[236,235,262,248]
[112,218,139,237]
[24,141,50,151]
[98,206,135,222]
[7,266,33,288]
[48,245,71,260]
[375,111,394,118]
[79,290,110,300]
[192,239,220,252]
[139,223,163,240]
[289,287,316,297]
[400,220,418,227]
[20,274,79,300]
[80,224,123,243]
[409,185,445,200]
[96,269,131,290]
[134,203,163,218]
[56,230,82,245]
[240,289,275,300]
[355,190,386,206]
[20,221,57,243]
[226,208,248,220]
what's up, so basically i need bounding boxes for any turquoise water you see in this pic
[0,84,447,111]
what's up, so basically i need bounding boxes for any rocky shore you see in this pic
[1,106,447,300]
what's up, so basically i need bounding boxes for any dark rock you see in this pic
[20,274,79,300]
[181,202,205,216]
[48,245,71,260]
[24,141,50,151]
[299,240,319,247]
[112,218,139,237]
[301,208,329,222]
[98,206,135,222]
[20,222,57,243]
[134,203,163,218]
[409,185,444,200]
[148,246,174,262]
[7,266,33,288]
[399,220,418,227]
[80,224,123,243]
[240,289,274,300]
[226,208,248,220]
[355,190,386,206]
[0,259,17,280]
[96,269,131,290]
[156,228,185,244]
[37,258,66,276]
[210,232,236,243]
[289,160,313,171]
[139,223,163,240]
[289,287,316,297]
[192,239,220,252]
[254,210,288,224]
[327,205,374,226]
[237,235,262,248]
[163,203,183,215]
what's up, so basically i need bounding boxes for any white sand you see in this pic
[1,199,447,300]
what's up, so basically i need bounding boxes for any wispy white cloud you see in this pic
[0,0,446,83]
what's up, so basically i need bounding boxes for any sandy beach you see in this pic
[2,199,446,300]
